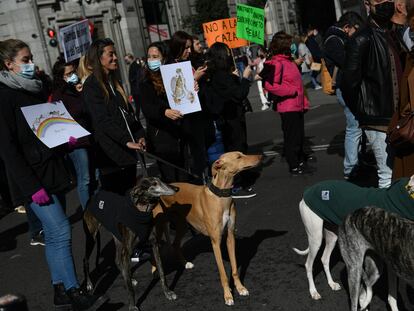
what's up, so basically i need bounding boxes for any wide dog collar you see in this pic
[208,182,233,198]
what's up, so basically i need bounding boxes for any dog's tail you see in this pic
[292,247,309,255]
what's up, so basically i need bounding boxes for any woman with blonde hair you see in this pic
[82,38,145,194]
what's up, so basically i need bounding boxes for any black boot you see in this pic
[53,283,71,309]
[66,287,102,311]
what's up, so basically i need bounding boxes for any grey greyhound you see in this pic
[338,206,414,311]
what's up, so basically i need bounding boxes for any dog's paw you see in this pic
[132,278,138,287]
[86,281,94,292]
[310,291,322,300]
[129,307,139,311]
[237,287,249,296]
[329,281,341,291]
[165,290,177,301]
[225,298,234,306]
[185,262,194,269]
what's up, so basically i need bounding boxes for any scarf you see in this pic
[0,70,43,93]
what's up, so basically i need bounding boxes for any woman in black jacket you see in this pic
[139,41,186,182]
[82,38,145,194]
[51,58,92,210]
[202,42,255,198]
[0,39,98,310]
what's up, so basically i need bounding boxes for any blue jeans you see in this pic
[68,148,90,210]
[336,89,362,175]
[302,71,321,89]
[30,195,79,290]
[364,130,393,188]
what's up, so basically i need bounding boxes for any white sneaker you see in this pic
[14,205,26,214]
[314,85,322,90]
[261,104,270,111]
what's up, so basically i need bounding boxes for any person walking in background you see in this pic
[323,12,364,180]
[298,34,322,90]
[263,32,311,176]
[51,58,92,210]
[139,41,186,182]
[342,0,399,188]
[83,38,146,195]
[125,52,145,117]
[251,47,270,110]
[0,38,101,310]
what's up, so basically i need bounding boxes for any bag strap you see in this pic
[277,62,284,85]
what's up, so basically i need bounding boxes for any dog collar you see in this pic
[208,182,233,198]
[406,184,414,199]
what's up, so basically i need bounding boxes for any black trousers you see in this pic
[280,111,305,170]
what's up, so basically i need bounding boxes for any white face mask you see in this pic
[17,63,35,79]
[65,73,79,85]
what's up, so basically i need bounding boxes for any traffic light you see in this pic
[46,27,58,47]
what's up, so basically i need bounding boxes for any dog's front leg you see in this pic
[150,232,177,301]
[226,210,248,297]
[387,267,399,311]
[211,235,234,306]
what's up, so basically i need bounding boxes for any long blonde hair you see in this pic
[77,55,92,83]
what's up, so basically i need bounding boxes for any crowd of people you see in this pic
[1,0,414,309]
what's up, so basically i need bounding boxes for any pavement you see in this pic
[1,85,413,311]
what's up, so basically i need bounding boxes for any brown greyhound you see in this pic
[152,151,262,306]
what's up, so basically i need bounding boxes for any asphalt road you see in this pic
[1,88,413,311]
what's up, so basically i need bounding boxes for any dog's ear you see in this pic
[211,159,223,177]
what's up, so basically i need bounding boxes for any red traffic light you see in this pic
[47,28,56,38]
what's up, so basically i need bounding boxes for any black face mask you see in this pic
[371,1,395,24]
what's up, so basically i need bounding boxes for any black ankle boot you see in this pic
[53,283,71,309]
[66,287,100,311]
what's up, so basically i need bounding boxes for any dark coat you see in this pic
[323,26,348,89]
[393,55,414,179]
[342,21,398,127]
[202,71,250,152]
[82,74,145,170]
[51,85,91,148]
[138,79,182,159]
[0,82,72,205]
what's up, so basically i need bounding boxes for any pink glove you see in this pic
[32,188,50,205]
[68,136,78,148]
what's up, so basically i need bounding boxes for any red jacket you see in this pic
[264,54,309,113]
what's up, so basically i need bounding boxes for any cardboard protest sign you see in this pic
[59,20,92,62]
[203,18,248,49]
[236,4,265,45]
[160,61,202,115]
[21,101,90,148]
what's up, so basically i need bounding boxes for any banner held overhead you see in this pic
[203,17,248,49]
[236,4,265,45]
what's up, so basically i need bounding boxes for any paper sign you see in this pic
[160,61,202,115]
[21,101,90,148]
[203,18,248,49]
[236,4,265,45]
[59,20,92,62]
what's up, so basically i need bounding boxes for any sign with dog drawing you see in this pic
[21,100,90,148]
[160,61,202,115]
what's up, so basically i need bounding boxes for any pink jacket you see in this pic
[264,54,309,113]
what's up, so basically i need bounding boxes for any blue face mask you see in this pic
[66,73,79,85]
[290,43,297,56]
[148,59,161,71]
[18,63,35,79]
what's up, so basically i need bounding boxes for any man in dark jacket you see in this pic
[324,12,364,180]
[342,0,400,188]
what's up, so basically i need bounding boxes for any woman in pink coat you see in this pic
[263,32,311,175]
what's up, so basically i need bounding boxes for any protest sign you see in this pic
[160,61,202,115]
[203,17,248,49]
[148,24,170,42]
[59,20,92,62]
[21,101,90,148]
[236,4,265,45]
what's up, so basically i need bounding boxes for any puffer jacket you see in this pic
[342,20,396,127]
[263,54,309,113]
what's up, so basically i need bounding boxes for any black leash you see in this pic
[136,149,201,181]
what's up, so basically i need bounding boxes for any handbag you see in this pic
[386,101,414,151]
[310,62,321,71]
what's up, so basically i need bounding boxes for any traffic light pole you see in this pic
[31,0,52,74]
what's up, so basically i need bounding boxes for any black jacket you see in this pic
[82,75,145,170]
[342,21,396,127]
[323,26,348,89]
[0,82,72,205]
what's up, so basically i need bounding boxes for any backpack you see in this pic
[321,35,343,95]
